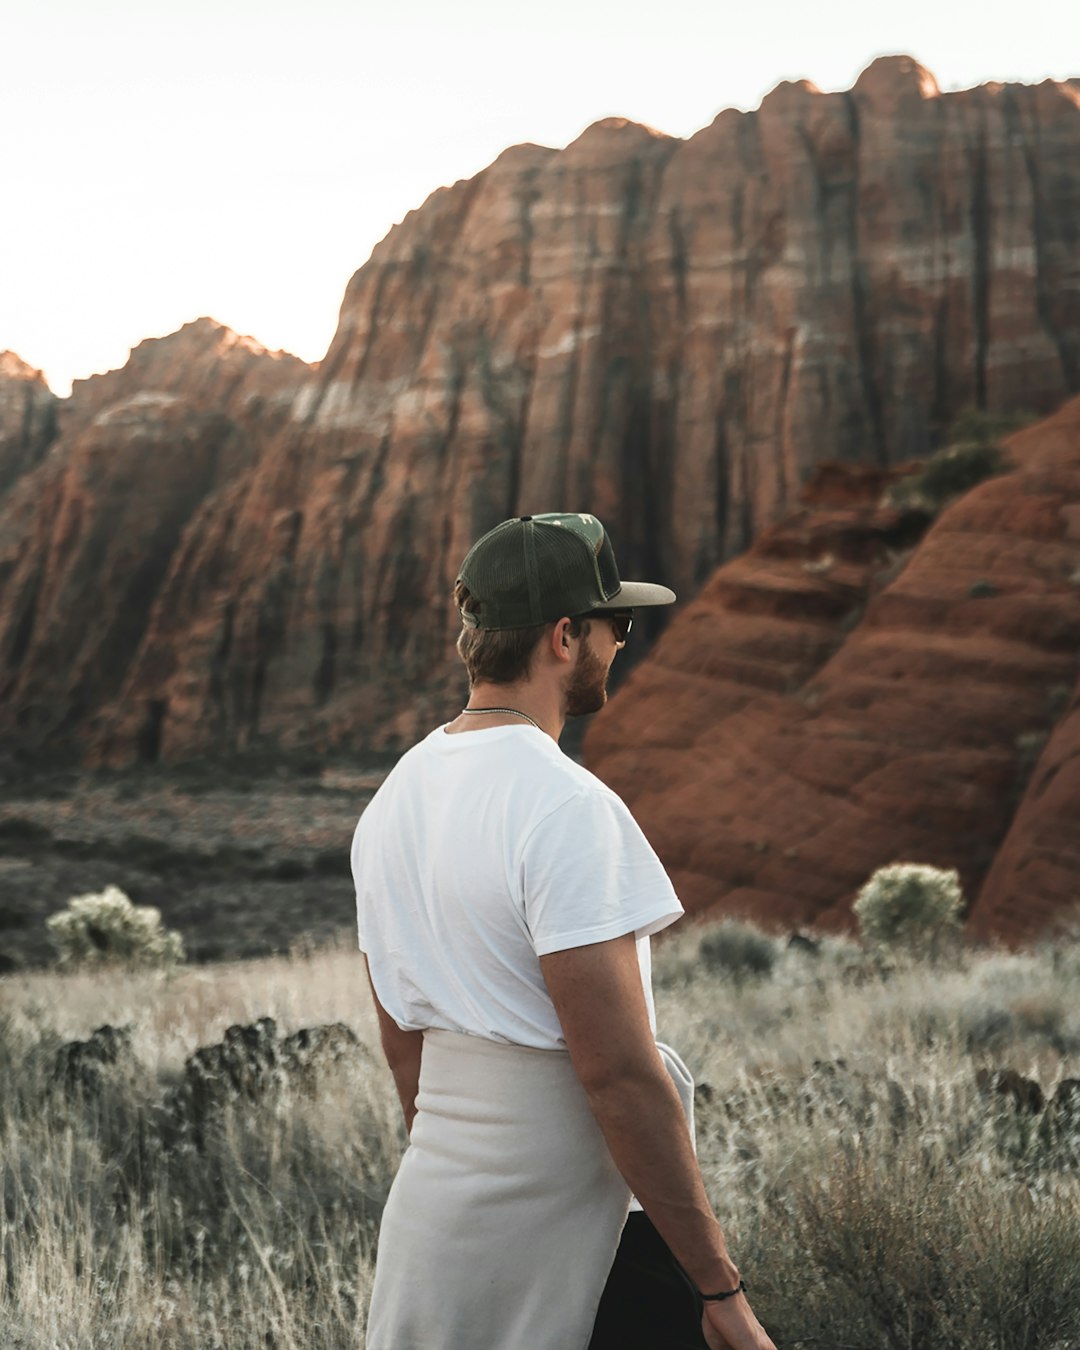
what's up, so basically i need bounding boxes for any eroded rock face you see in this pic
[0,352,57,499]
[584,397,1080,941]
[0,323,311,761]
[65,318,309,434]
[969,681,1080,944]
[2,59,1080,766]
[967,399,1080,944]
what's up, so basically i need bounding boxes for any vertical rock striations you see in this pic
[0,323,310,761]
[0,352,57,499]
[1,59,1079,767]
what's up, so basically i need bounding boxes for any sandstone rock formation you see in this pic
[966,398,1080,943]
[0,322,310,758]
[1,58,1079,770]
[584,397,1080,943]
[0,352,57,497]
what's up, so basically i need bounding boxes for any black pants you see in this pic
[589,1212,708,1349]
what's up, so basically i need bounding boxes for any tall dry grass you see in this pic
[2,927,1080,1347]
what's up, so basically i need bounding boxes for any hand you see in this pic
[701,1293,778,1350]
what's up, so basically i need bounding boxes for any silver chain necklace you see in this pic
[461,706,542,731]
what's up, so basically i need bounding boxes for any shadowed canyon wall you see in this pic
[1,57,1079,768]
[0,353,57,499]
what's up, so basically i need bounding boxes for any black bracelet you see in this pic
[701,1278,747,1303]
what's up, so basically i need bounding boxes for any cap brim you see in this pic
[593,581,676,609]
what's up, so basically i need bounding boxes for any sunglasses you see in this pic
[582,609,634,643]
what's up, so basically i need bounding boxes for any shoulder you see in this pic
[351,729,442,839]
[521,749,650,855]
[365,728,444,796]
[512,731,611,791]
[519,737,628,812]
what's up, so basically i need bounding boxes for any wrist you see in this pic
[690,1256,741,1295]
[701,1276,747,1303]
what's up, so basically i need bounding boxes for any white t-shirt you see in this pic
[352,723,683,1051]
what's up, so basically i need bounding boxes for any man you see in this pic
[352,512,776,1350]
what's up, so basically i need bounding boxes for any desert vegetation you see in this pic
[884,406,1028,515]
[46,885,185,970]
[0,767,371,973]
[886,440,1007,514]
[852,862,963,953]
[3,913,1079,1348]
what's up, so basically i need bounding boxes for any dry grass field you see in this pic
[2,923,1080,1348]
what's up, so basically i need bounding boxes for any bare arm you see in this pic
[365,956,423,1135]
[540,935,776,1350]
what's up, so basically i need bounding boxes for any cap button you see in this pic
[519,515,532,522]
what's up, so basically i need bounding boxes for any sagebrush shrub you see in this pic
[698,920,777,983]
[46,885,185,969]
[888,440,1006,512]
[853,863,963,951]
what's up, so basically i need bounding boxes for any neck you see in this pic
[458,680,564,741]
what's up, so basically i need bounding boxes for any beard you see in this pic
[564,634,611,718]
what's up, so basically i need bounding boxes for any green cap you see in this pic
[457,512,676,631]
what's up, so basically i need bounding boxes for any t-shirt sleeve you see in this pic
[351,807,373,955]
[519,787,684,956]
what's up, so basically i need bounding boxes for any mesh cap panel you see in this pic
[458,513,624,630]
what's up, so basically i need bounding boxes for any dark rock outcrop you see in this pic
[47,1018,372,1162]
[975,1066,1046,1115]
[52,1023,135,1097]
[162,1017,370,1147]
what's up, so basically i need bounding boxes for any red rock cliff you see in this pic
[584,397,1080,943]
[1,58,1079,767]
[0,352,57,498]
[0,322,310,755]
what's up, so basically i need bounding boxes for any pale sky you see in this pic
[3,0,1076,396]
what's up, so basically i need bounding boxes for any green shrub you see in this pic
[947,407,1031,445]
[698,920,777,983]
[888,440,1006,513]
[46,884,185,970]
[853,863,963,952]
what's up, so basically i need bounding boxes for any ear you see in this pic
[549,617,575,664]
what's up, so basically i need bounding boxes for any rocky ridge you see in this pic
[584,397,1080,943]
[0,322,311,756]
[0,352,57,498]
[0,58,1079,768]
